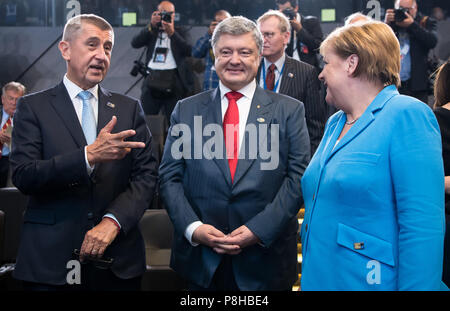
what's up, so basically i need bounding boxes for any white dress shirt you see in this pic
[148,32,177,70]
[259,53,286,93]
[184,80,257,246]
[63,75,121,228]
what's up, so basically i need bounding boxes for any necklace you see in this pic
[345,118,358,125]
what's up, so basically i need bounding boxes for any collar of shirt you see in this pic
[219,80,256,151]
[63,74,99,124]
[260,54,285,92]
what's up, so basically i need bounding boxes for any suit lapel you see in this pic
[97,87,115,134]
[204,88,233,187]
[278,57,293,95]
[233,87,274,186]
[50,82,86,148]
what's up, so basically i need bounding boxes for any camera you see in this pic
[394,8,408,22]
[156,10,172,28]
[282,8,296,20]
[130,60,149,77]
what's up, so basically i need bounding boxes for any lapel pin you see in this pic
[353,242,365,250]
[257,117,265,123]
[107,102,115,108]
[288,73,294,78]
[257,105,261,109]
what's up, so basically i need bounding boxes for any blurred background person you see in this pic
[131,1,193,122]
[192,9,231,91]
[301,21,446,290]
[344,12,373,25]
[276,0,323,71]
[433,58,450,288]
[257,10,324,156]
[0,81,25,188]
[385,0,438,105]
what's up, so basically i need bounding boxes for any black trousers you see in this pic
[0,156,9,188]
[22,264,142,291]
[443,216,450,288]
[141,69,185,123]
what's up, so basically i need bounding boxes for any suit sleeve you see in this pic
[297,17,323,52]
[10,96,90,195]
[104,101,158,234]
[245,101,311,248]
[390,102,445,290]
[159,102,201,237]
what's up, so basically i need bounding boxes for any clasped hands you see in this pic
[192,224,261,255]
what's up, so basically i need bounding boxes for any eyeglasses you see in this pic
[262,32,277,39]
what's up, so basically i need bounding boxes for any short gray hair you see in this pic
[2,81,26,95]
[257,10,291,34]
[62,14,114,43]
[212,16,263,55]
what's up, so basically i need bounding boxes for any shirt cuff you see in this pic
[103,213,122,229]
[84,146,95,175]
[185,221,203,246]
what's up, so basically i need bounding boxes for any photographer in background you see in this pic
[385,0,438,104]
[192,10,231,91]
[275,0,323,70]
[131,1,193,121]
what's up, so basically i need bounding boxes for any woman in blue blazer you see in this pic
[300,21,446,290]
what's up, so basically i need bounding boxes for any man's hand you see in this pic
[290,19,302,32]
[210,225,260,255]
[86,116,145,166]
[192,224,241,255]
[385,9,414,28]
[162,19,175,36]
[150,11,161,28]
[79,218,119,261]
[396,11,414,28]
[0,131,11,144]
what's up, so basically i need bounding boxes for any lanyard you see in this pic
[262,60,285,92]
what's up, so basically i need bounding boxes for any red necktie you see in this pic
[0,117,12,158]
[265,63,276,91]
[224,91,243,182]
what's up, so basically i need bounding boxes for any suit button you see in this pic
[87,212,94,220]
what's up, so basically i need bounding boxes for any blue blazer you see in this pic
[300,85,446,290]
[159,86,310,290]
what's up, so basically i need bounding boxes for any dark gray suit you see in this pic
[258,56,326,156]
[10,82,158,285]
[159,85,310,290]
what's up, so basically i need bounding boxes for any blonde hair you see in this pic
[320,21,400,87]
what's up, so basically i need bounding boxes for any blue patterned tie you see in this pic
[77,91,97,145]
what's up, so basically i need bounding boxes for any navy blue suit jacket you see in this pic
[10,82,158,285]
[159,85,310,290]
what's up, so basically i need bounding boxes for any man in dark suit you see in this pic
[131,0,194,121]
[159,16,310,291]
[10,14,158,290]
[0,81,25,188]
[276,0,323,70]
[257,10,325,156]
[385,0,437,104]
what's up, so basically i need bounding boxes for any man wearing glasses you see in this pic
[385,0,438,104]
[257,10,324,156]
